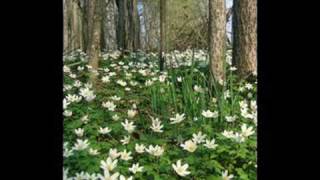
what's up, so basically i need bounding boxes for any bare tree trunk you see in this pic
[232,0,257,78]
[159,0,166,71]
[63,0,69,52]
[208,0,226,82]
[88,0,103,84]
[116,0,126,51]
[133,0,141,50]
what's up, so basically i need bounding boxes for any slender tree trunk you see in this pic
[232,0,257,78]
[208,0,226,82]
[63,0,69,52]
[88,0,103,84]
[116,0,126,51]
[127,0,134,50]
[159,0,166,71]
[133,0,141,50]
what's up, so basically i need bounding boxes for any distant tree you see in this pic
[232,0,257,78]
[88,0,103,83]
[116,0,127,51]
[208,0,226,82]
[159,0,166,71]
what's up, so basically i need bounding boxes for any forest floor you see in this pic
[63,50,257,180]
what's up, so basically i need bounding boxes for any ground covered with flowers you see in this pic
[63,49,257,180]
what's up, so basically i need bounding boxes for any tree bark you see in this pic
[232,0,257,78]
[88,0,103,83]
[63,0,69,52]
[159,0,166,71]
[116,0,126,51]
[208,0,226,82]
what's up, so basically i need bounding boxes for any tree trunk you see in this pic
[88,0,103,83]
[133,0,141,50]
[63,0,69,52]
[116,0,126,51]
[232,0,257,78]
[208,0,226,82]
[159,0,166,71]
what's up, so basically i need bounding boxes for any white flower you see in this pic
[224,90,230,99]
[74,80,82,87]
[145,145,164,156]
[110,96,121,101]
[74,128,84,137]
[222,130,235,138]
[135,144,145,153]
[81,115,90,124]
[139,69,148,76]
[79,87,96,102]
[89,148,99,155]
[239,86,245,92]
[239,100,248,109]
[221,170,234,180]
[99,127,112,134]
[63,110,72,117]
[201,110,218,118]
[109,72,116,77]
[192,131,207,144]
[233,132,245,143]
[129,163,143,174]
[170,113,185,124]
[87,173,99,180]
[241,124,255,137]
[150,117,164,133]
[230,66,237,71]
[120,136,131,145]
[250,100,257,112]
[64,84,72,91]
[100,157,118,172]
[204,138,218,149]
[102,101,117,111]
[63,148,74,158]
[226,55,232,65]
[98,169,119,180]
[104,68,110,72]
[73,139,89,151]
[63,65,71,73]
[212,97,217,103]
[117,80,127,87]
[119,175,133,180]
[194,85,204,93]
[63,99,70,109]
[225,115,237,122]
[177,77,182,82]
[63,168,72,180]
[172,160,191,177]
[120,150,133,161]
[121,120,136,133]
[74,171,88,180]
[109,148,121,159]
[102,76,111,83]
[77,66,84,71]
[127,109,137,118]
[245,83,253,90]
[145,79,153,86]
[130,81,138,86]
[112,114,120,121]
[159,75,166,82]
[181,140,197,152]
[66,94,82,103]
[125,87,131,91]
